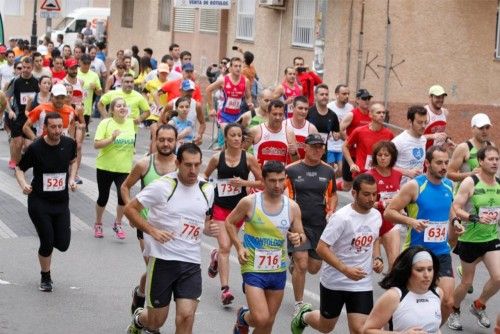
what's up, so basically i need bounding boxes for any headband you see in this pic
[412,251,433,265]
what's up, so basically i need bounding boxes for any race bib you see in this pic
[379,191,397,201]
[254,249,281,271]
[478,207,500,224]
[20,92,36,106]
[423,222,447,243]
[43,173,66,192]
[351,232,375,253]
[226,97,242,110]
[150,105,162,117]
[365,155,373,170]
[217,179,242,197]
[177,217,203,244]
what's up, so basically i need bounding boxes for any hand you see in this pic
[89,83,96,91]
[229,177,244,188]
[247,102,254,110]
[402,327,428,334]
[288,142,298,156]
[410,219,428,232]
[194,135,203,146]
[342,266,367,281]
[349,164,360,173]
[8,110,16,120]
[205,220,220,237]
[284,97,294,105]
[479,214,496,225]
[236,247,249,265]
[471,167,481,175]
[149,227,175,243]
[407,168,422,178]
[22,183,32,195]
[209,108,217,117]
[373,258,384,273]
[326,210,334,220]
[68,179,77,192]
[434,132,448,141]
[287,231,301,247]
[111,129,121,139]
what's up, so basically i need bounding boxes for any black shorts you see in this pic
[10,115,28,138]
[453,239,500,263]
[319,284,373,319]
[341,156,354,182]
[136,229,144,240]
[288,225,325,260]
[145,258,201,308]
[436,253,453,278]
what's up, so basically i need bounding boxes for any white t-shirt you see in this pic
[0,64,14,89]
[326,101,353,151]
[91,58,107,77]
[392,130,426,184]
[320,204,381,291]
[136,172,214,264]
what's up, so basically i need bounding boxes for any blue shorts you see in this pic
[242,271,287,291]
[327,151,342,164]
[218,111,241,124]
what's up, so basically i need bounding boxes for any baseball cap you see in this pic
[305,133,326,145]
[65,58,78,68]
[181,79,195,91]
[51,83,68,97]
[0,45,7,54]
[356,88,373,99]
[428,85,447,96]
[158,63,169,73]
[182,62,194,71]
[470,113,491,128]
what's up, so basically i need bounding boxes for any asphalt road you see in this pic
[0,119,497,333]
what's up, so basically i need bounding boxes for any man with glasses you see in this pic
[337,88,373,191]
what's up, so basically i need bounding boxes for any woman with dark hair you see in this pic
[365,140,402,270]
[134,56,152,89]
[363,246,443,333]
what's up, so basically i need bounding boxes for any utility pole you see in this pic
[31,0,38,46]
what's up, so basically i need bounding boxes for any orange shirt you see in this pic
[160,79,202,103]
[28,102,77,136]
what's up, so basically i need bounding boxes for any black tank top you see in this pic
[215,150,250,208]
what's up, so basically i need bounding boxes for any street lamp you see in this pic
[31,0,38,46]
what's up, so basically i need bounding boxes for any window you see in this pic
[1,0,22,16]
[158,0,171,31]
[292,0,315,48]
[200,9,220,33]
[236,0,255,41]
[174,7,195,33]
[121,0,134,28]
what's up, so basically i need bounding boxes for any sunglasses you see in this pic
[16,67,22,70]
[221,61,228,65]
[360,96,371,101]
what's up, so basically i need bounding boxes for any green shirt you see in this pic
[95,118,136,173]
[100,89,149,130]
[77,69,101,116]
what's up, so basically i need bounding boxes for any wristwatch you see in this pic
[468,214,480,223]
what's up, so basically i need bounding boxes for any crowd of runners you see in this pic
[1,35,498,334]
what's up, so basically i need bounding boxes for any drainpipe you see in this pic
[345,0,354,85]
[383,0,391,122]
[275,10,283,85]
[355,0,366,92]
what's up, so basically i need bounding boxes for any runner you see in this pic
[124,143,220,334]
[384,145,465,322]
[362,246,443,333]
[248,99,298,166]
[121,124,178,315]
[272,67,302,118]
[15,112,77,292]
[424,84,454,150]
[238,88,271,129]
[285,96,318,160]
[291,173,383,334]
[448,145,499,330]
[286,133,337,314]
[366,141,402,270]
[206,57,253,126]
[337,88,373,191]
[226,161,305,334]
[77,54,102,137]
[392,105,428,185]
[203,123,263,306]
[93,97,136,239]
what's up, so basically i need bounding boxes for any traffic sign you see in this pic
[40,0,61,11]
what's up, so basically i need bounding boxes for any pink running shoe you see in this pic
[221,287,234,306]
[208,249,219,278]
[113,223,126,239]
[94,223,104,238]
[8,160,16,170]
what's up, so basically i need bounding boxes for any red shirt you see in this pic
[51,69,67,83]
[296,71,322,106]
[346,125,394,172]
[160,79,202,103]
[28,102,77,135]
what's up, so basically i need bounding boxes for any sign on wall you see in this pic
[174,0,231,9]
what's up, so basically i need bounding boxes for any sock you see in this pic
[41,271,51,280]
[134,311,144,329]
[238,309,249,327]
[336,180,343,191]
[221,285,229,291]
[473,299,485,310]
[294,301,304,307]
[452,306,460,313]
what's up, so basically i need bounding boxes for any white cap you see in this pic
[470,113,491,128]
[51,83,68,97]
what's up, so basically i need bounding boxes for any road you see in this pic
[0,119,497,333]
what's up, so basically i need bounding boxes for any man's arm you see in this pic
[452,177,475,221]
[22,118,37,140]
[244,78,253,109]
[205,78,224,112]
[194,102,206,145]
[124,198,175,243]
[448,143,477,182]
[97,98,109,118]
[286,127,299,162]
[120,158,147,205]
[384,180,428,232]
[288,200,305,247]
[316,240,367,281]
[15,166,32,195]
[339,111,353,140]
[342,133,359,173]
[225,196,252,264]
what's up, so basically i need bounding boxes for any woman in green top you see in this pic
[93,97,136,239]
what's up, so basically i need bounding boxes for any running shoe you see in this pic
[94,223,104,238]
[85,132,90,138]
[8,160,16,170]
[127,307,144,334]
[221,287,234,306]
[469,303,491,328]
[456,265,474,294]
[447,311,463,331]
[208,249,219,278]
[131,286,146,315]
[39,277,53,292]
[291,303,312,334]
[293,301,304,316]
[114,223,126,239]
[233,306,249,334]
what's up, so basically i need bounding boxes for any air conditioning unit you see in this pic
[259,0,285,8]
